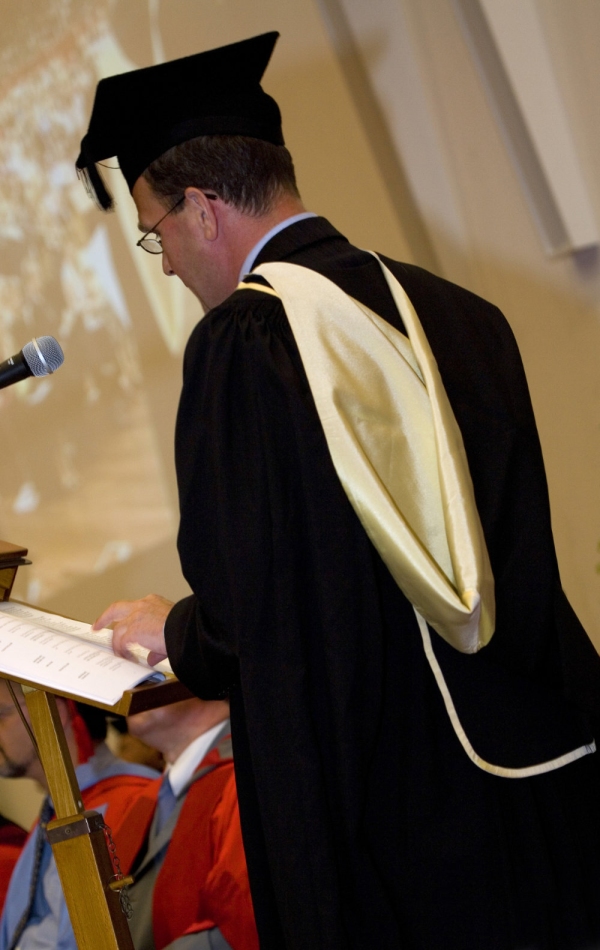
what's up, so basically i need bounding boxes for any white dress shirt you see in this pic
[164,718,229,798]
[238,212,317,282]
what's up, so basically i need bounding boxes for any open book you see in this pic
[0,602,172,706]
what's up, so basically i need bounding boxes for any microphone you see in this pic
[0,337,64,392]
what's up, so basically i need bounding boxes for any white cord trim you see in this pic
[415,609,596,778]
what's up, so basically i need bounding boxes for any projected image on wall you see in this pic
[0,0,202,611]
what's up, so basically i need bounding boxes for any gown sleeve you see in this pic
[165,287,316,699]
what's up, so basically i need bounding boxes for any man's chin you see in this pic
[189,287,209,314]
[188,281,237,313]
[0,762,27,779]
[0,745,31,779]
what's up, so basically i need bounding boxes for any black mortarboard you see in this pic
[76,32,283,210]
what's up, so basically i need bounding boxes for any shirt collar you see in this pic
[165,718,230,799]
[75,741,158,791]
[238,212,317,281]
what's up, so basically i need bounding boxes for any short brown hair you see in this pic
[143,134,300,216]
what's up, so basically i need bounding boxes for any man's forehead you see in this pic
[0,690,20,714]
[0,680,24,707]
[132,176,165,231]
[0,679,16,700]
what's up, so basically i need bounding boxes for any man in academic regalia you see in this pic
[79,33,600,950]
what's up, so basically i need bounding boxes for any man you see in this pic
[78,32,600,950]
[119,697,257,950]
[0,681,158,950]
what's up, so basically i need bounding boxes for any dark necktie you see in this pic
[153,774,177,837]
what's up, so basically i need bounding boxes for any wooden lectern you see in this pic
[0,541,30,602]
[0,542,192,950]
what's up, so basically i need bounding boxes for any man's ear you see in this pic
[184,187,219,241]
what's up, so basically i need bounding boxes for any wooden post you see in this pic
[23,688,134,950]
[0,541,191,949]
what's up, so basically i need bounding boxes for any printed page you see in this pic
[0,602,173,674]
[0,607,165,705]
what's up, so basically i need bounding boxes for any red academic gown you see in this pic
[120,747,258,950]
[82,773,157,842]
[0,760,158,950]
[0,817,26,910]
[20,773,156,875]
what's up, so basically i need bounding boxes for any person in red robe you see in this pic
[120,696,258,950]
[0,680,159,950]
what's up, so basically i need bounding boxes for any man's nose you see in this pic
[162,252,175,276]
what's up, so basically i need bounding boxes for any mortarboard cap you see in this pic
[76,32,283,210]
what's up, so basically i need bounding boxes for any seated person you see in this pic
[0,814,26,910]
[109,715,165,773]
[0,680,159,950]
[121,697,258,950]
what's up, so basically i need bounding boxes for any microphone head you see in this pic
[22,336,64,377]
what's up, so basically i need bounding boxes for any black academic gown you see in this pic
[165,218,600,950]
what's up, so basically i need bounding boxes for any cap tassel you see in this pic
[76,160,114,211]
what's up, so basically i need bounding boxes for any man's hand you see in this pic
[93,594,174,667]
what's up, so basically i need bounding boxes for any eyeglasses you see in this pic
[136,195,186,254]
[136,192,219,254]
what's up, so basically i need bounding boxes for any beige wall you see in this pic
[320,0,600,645]
[419,0,600,646]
